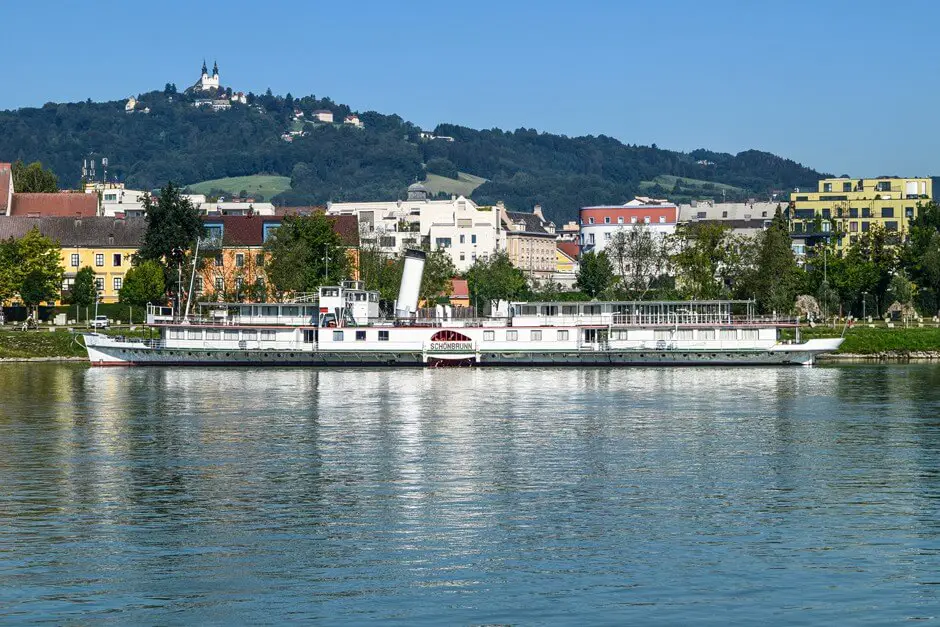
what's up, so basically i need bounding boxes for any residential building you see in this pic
[500,204,557,281]
[677,199,780,238]
[449,278,470,307]
[579,197,678,254]
[198,214,360,301]
[200,201,276,216]
[0,217,146,304]
[557,220,580,242]
[125,97,136,113]
[326,184,503,272]
[789,176,932,256]
[98,185,149,217]
[344,114,364,128]
[313,110,334,123]
[555,241,580,288]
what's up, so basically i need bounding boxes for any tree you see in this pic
[136,182,205,301]
[11,160,58,193]
[606,224,670,299]
[420,248,456,305]
[1,227,63,320]
[575,250,614,298]
[672,222,736,300]
[119,260,167,307]
[68,266,98,319]
[749,208,802,315]
[465,251,528,311]
[265,214,349,294]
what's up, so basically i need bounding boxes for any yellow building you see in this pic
[789,177,932,254]
[0,216,145,304]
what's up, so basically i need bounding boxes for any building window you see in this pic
[644,216,650,223]
[356,330,366,341]
[862,207,872,218]
[849,222,858,233]
[262,223,280,242]
[215,277,224,291]
[604,216,610,224]
[459,234,465,244]
[588,217,595,224]
[906,207,915,218]
[630,217,637,224]
[659,216,666,223]
[483,330,495,341]
[722,211,728,218]
[471,234,477,244]
[194,277,203,293]
[531,330,542,341]
[95,253,104,267]
[882,207,894,218]
[604,232,611,241]
[70,253,80,267]
[506,330,518,341]
[821,208,831,219]
[333,330,344,342]
[618,216,624,224]
[843,182,852,192]
[113,253,122,267]
[113,277,122,291]
[850,208,859,218]
[861,222,870,232]
[885,221,899,232]
[256,253,265,266]
[823,182,832,192]
[235,253,244,267]
[205,225,223,243]
[235,277,243,290]
[378,330,389,341]
[215,254,223,267]
[460,252,465,261]
[435,238,452,248]
[94,277,104,292]
[557,330,569,341]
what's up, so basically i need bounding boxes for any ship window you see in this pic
[675,329,693,340]
[741,329,758,340]
[531,330,542,341]
[557,330,569,341]
[719,329,737,340]
[187,330,202,340]
[206,329,221,340]
[303,330,316,343]
[262,306,278,316]
[169,328,183,339]
[378,330,389,341]
[242,330,257,340]
[356,330,366,341]
[224,330,238,341]
[698,329,716,340]
[483,330,495,341]
[506,330,518,341]
[282,306,299,316]
[562,305,577,315]
[654,330,670,341]
[333,330,344,341]
[261,330,276,341]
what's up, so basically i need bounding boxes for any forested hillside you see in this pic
[0,87,827,224]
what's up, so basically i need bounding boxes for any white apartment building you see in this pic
[580,197,678,254]
[326,183,504,272]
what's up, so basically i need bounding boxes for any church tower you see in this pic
[197,59,220,92]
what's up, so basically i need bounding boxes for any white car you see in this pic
[90,315,109,329]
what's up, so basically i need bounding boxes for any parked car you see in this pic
[90,315,109,329]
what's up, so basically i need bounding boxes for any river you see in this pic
[1,364,938,624]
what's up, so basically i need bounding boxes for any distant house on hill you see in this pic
[344,114,363,129]
[125,97,136,113]
[312,110,334,123]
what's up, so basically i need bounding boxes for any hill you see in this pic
[184,174,291,201]
[0,87,828,224]
[421,172,487,197]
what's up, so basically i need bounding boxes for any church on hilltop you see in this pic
[194,60,220,92]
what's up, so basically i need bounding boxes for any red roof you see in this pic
[201,214,359,247]
[0,163,11,215]
[450,278,469,299]
[557,241,580,260]
[9,192,98,217]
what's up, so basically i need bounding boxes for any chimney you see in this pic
[533,204,544,220]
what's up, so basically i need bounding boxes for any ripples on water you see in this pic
[0,364,939,624]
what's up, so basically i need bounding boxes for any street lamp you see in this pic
[862,291,868,320]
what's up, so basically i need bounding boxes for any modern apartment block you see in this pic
[789,177,932,256]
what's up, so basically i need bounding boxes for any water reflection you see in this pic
[0,363,938,623]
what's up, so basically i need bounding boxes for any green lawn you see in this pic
[422,172,487,197]
[185,175,292,201]
[0,330,86,359]
[783,325,940,354]
[640,175,743,193]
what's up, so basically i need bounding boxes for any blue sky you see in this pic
[4,0,939,176]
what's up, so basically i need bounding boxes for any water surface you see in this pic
[1,364,939,624]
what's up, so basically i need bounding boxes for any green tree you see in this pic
[136,182,205,300]
[119,260,167,307]
[420,248,456,305]
[606,224,670,299]
[750,208,802,314]
[265,214,349,294]
[575,250,614,298]
[2,228,64,319]
[672,222,736,299]
[68,266,98,319]
[11,160,58,192]
[465,251,528,311]
[0,237,18,304]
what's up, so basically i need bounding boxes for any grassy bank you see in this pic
[0,330,87,359]
[784,325,940,354]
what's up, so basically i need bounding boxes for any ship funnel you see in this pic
[395,249,426,318]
